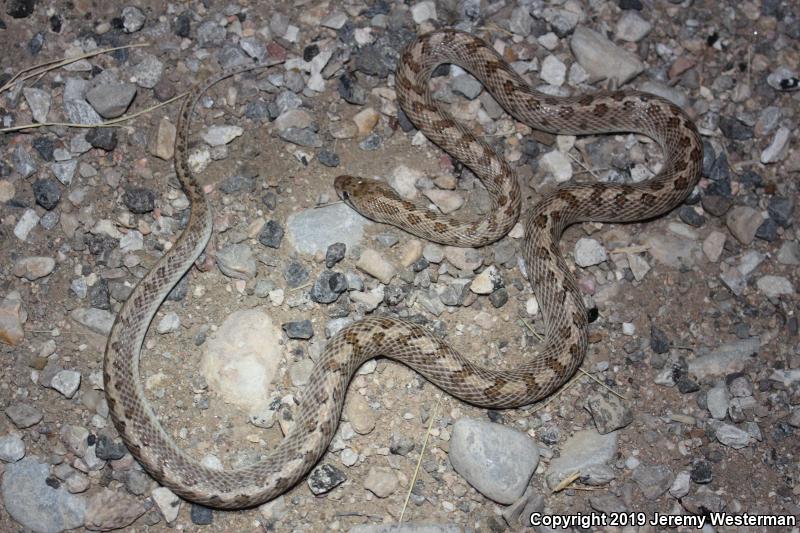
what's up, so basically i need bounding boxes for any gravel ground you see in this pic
[1,0,798,532]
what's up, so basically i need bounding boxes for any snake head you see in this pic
[334,175,403,217]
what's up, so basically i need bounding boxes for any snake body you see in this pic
[104,30,701,508]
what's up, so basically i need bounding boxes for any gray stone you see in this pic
[70,308,115,335]
[706,385,729,420]
[197,20,226,47]
[287,203,371,255]
[711,422,750,449]
[777,241,800,265]
[216,243,257,280]
[1,457,87,533]
[151,486,181,523]
[4,403,43,428]
[585,393,632,434]
[614,11,652,42]
[688,338,760,378]
[202,125,243,146]
[726,206,763,244]
[132,54,163,89]
[0,434,25,462]
[121,6,146,32]
[574,238,607,267]
[449,418,539,504]
[23,87,51,122]
[85,83,137,118]
[51,370,81,398]
[570,27,644,84]
[546,429,618,489]
[632,464,673,499]
[756,275,794,298]
[51,160,78,185]
[12,145,37,177]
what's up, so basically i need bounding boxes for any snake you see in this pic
[104,29,701,508]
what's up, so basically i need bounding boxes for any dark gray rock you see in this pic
[282,320,313,340]
[307,463,346,495]
[258,220,284,249]
[325,242,346,268]
[310,271,347,304]
[123,187,156,213]
[33,178,61,210]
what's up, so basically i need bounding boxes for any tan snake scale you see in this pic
[104,29,702,508]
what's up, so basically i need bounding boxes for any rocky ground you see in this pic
[0,0,798,532]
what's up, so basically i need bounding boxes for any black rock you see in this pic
[337,72,367,105]
[700,139,716,177]
[396,108,415,132]
[175,11,191,38]
[244,100,270,121]
[32,136,54,161]
[767,196,794,227]
[618,0,642,9]
[310,271,347,304]
[33,178,61,210]
[283,320,313,340]
[262,190,277,210]
[718,116,753,140]
[325,242,346,268]
[755,218,778,242]
[522,139,541,159]
[95,434,127,460]
[123,187,156,213]
[359,133,383,151]
[739,170,763,188]
[166,273,189,301]
[411,257,429,272]
[258,220,284,249]
[705,179,731,198]
[678,205,705,227]
[49,14,61,32]
[690,459,713,484]
[89,279,110,310]
[86,128,117,151]
[354,44,391,78]
[303,44,319,62]
[701,195,732,217]
[28,31,44,55]
[650,325,670,354]
[709,153,730,181]
[489,287,508,308]
[307,464,346,495]
[283,261,309,288]
[7,0,35,19]
[190,504,213,525]
[383,285,406,306]
[318,149,340,167]
[676,376,700,394]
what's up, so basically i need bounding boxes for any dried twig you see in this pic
[398,396,440,526]
[0,92,188,134]
[0,43,150,95]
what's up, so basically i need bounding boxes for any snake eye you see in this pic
[340,190,350,201]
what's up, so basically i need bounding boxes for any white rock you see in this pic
[760,126,790,164]
[201,125,244,146]
[356,249,397,284]
[51,370,81,398]
[389,165,423,199]
[14,209,40,241]
[540,55,567,86]
[151,487,181,522]
[756,275,794,298]
[470,265,502,295]
[540,150,573,182]
[570,26,644,84]
[411,1,437,23]
[202,309,282,409]
[574,238,607,267]
[614,11,652,42]
[156,312,180,334]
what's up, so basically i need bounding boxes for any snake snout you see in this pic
[334,175,362,203]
